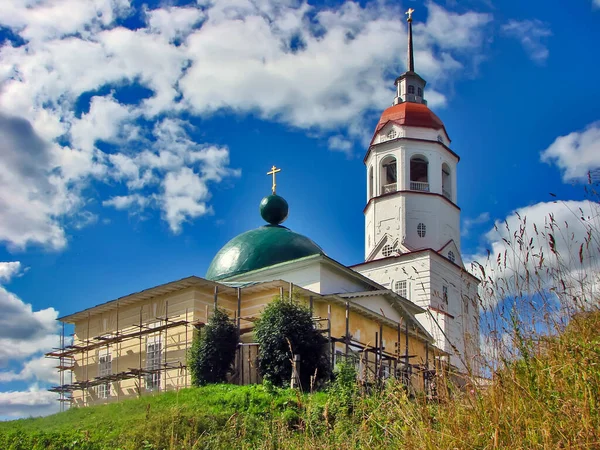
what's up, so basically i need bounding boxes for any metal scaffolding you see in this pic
[45,305,194,409]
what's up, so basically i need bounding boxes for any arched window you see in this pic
[442,163,452,200]
[368,166,374,199]
[417,87,422,97]
[410,155,429,191]
[380,156,397,194]
[417,223,426,238]
[408,85,415,94]
[448,251,455,263]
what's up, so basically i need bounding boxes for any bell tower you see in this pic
[356,10,480,375]
[363,8,461,263]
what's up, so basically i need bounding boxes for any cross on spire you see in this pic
[267,165,281,195]
[406,8,414,22]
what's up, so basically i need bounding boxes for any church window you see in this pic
[417,223,426,238]
[382,245,393,257]
[448,251,455,263]
[387,129,397,140]
[146,340,162,391]
[410,156,429,191]
[98,351,112,399]
[442,285,448,305]
[417,87,423,97]
[442,163,452,200]
[408,85,415,94]
[395,280,408,298]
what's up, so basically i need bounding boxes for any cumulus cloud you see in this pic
[0,285,58,352]
[0,356,60,385]
[502,19,552,64]
[0,262,23,282]
[0,386,59,418]
[0,265,61,418]
[540,121,600,182]
[0,0,494,248]
[0,114,75,250]
[468,200,600,312]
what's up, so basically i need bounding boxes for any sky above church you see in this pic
[1,0,599,418]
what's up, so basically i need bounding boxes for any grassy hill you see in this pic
[1,312,599,449]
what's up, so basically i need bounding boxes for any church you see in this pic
[47,11,480,408]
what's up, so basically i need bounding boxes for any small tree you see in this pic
[254,296,330,389]
[189,308,239,386]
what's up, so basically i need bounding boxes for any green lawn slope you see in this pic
[1,312,599,450]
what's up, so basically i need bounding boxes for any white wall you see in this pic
[357,251,480,374]
[364,135,460,260]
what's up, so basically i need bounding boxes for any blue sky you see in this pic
[0,0,599,418]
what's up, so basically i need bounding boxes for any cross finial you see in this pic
[267,165,281,195]
[406,8,414,22]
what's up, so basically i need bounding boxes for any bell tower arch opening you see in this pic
[410,155,429,192]
[380,156,397,195]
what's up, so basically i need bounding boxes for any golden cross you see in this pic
[267,165,281,195]
[406,8,414,22]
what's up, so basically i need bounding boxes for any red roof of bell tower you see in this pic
[375,102,444,133]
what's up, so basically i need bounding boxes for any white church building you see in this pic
[48,11,480,407]
[211,11,480,373]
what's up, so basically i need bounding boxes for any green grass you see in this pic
[0,384,325,449]
[1,312,599,449]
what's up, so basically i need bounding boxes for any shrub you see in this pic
[254,296,330,389]
[188,308,239,386]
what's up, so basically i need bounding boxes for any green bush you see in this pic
[188,308,239,385]
[254,296,330,389]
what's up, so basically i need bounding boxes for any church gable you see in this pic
[367,234,401,262]
[437,240,463,267]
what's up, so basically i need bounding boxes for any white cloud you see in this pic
[502,19,551,64]
[0,0,131,42]
[540,121,600,182]
[594,0,600,10]
[147,6,205,42]
[0,269,61,418]
[0,385,59,418]
[0,262,23,282]
[0,356,60,385]
[327,135,353,154]
[0,286,58,347]
[461,211,490,237]
[468,200,600,312]
[0,0,493,247]
[0,113,73,250]
[103,194,149,210]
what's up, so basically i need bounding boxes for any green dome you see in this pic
[205,225,324,281]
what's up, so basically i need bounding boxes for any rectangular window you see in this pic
[442,285,448,304]
[98,352,112,399]
[146,340,162,391]
[395,280,408,299]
